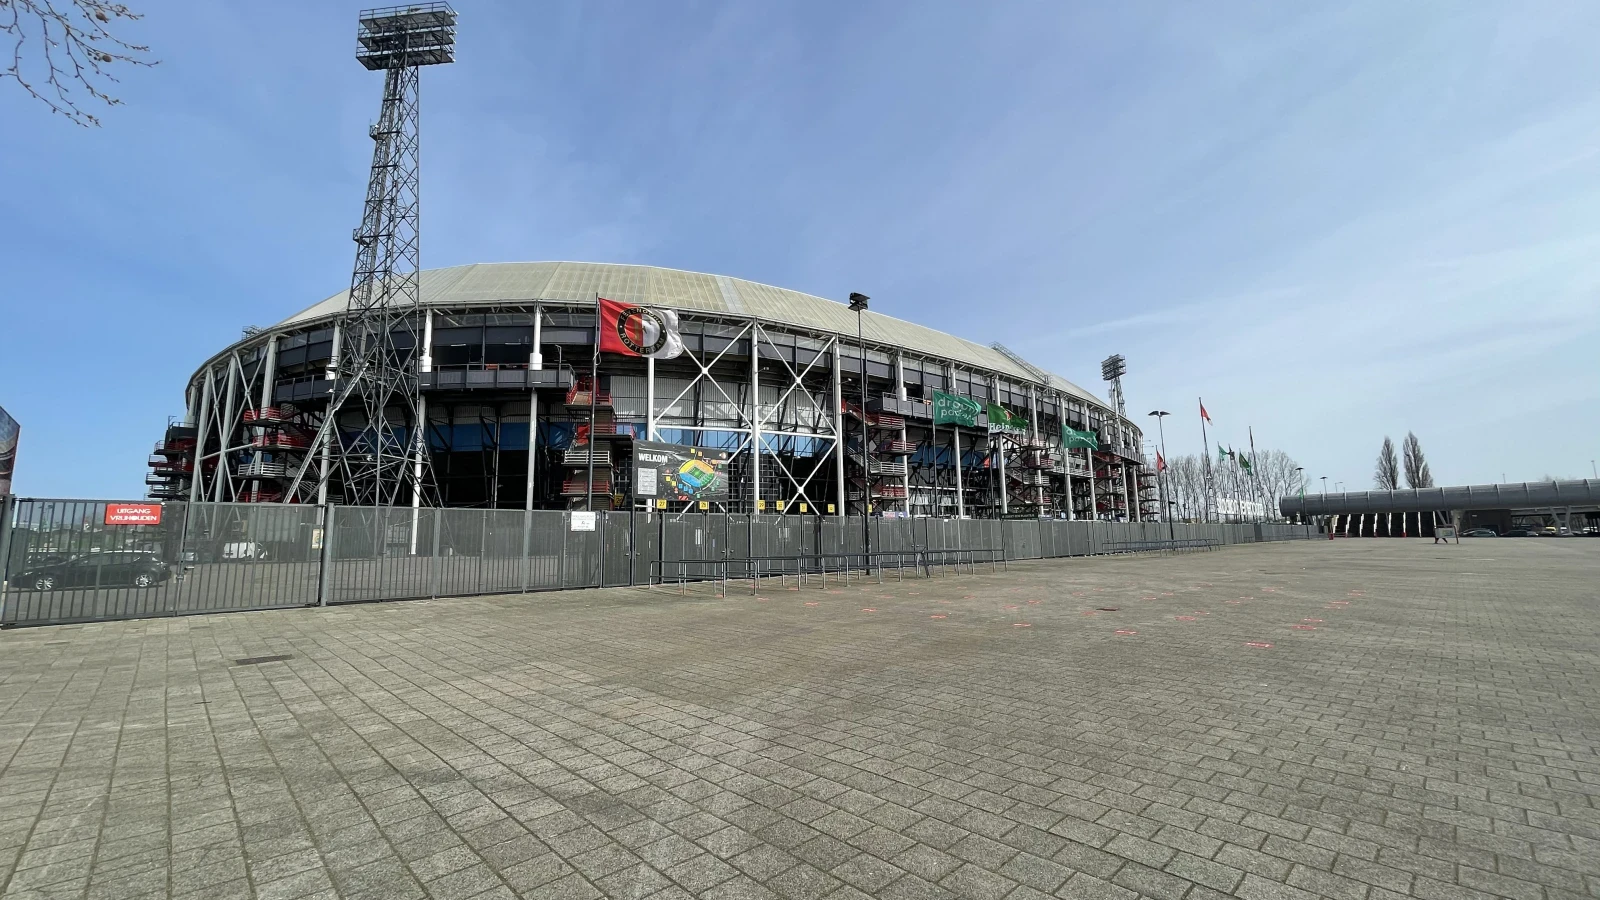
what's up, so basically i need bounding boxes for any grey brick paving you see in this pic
[1,538,1598,899]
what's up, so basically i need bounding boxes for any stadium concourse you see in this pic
[147,262,1157,521]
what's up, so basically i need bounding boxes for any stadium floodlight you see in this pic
[357,3,457,70]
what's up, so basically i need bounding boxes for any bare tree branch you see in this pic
[2,0,155,127]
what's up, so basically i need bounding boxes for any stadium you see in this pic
[147,261,1156,520]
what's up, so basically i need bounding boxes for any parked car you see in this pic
[10,551,171,591]
[1502,528,1539,537]
[1460,528,1498,537]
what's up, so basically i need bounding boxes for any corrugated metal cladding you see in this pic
[275,262,1108,406]
[1280,480,1600,516]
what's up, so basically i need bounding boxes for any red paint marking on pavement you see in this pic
[803,602,819,607]
[1027,600,1042,605]
[1245,641,1274,649]
[1176,616,1197,621]
[1291,625,1316,630]
[1004,605,1019,610]
[930,614,947,619]
[1115,629,1138,635]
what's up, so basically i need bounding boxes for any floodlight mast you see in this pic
[288,4,456,508]
[1100,354,1127,418]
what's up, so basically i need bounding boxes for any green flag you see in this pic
[1217,443,1228,463]
[986,403,1025,433]
[1062,425,1098,450]
[1239,454,1252,473]
[932,390,980,427]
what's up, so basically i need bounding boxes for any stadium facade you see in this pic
[148,262,1156,520]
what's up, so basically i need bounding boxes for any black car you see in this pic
[1459,528,1498,537]
[10,551,171,591]
[1502,528,1539,537]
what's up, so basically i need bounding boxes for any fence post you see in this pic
[316,504,335,607]
[431,509,443,598]
[520,508,531,593]
[598,509,607,589]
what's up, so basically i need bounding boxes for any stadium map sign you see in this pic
[632,440,730,503]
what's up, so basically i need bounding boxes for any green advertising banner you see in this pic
[987,403,1026,433]
[1062,425,1099,450]
[931,390,981,427]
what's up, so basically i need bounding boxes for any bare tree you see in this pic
[3,1,154,127]
[1159,448,1302,520]
[1374,436,1400,490]
[1402,431,1433,488]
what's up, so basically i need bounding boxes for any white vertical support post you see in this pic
[993,376,1007,517]
[420,309,434,373]
[189,370,214,504]
[212,357,240,502]
[251,337,278,502]
[895,354,910,514]
[953,428,965,518]
[410,394,427,554]
[1028,385,1043,510]
[832,339,846,518]
[750,321,761,516]
[317,324,342,508]
[526,304,542,512]
[646,355,656,440]
[1060,391,1074,521]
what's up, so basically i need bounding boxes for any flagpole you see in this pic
[930,401,938,517]
[1248,426,1263,523]
[588,291,600,513]
[1198,398,1213,523]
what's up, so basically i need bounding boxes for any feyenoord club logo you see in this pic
[598,297,685,359]
[614,305,671,355]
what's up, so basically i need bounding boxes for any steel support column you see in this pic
[831,340,846,518]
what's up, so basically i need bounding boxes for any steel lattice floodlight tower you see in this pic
[1100,354,1127,419]
[290,4,456,508]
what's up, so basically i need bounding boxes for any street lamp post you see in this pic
[848,292,871,560]
[1294,466,1304,524]
[1147,410,1172,540]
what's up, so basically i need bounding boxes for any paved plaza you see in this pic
[1,539,1597,900]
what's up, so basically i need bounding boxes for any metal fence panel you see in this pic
[172,503,321,614]
[2,495,1325,627]
[1,499,189,625]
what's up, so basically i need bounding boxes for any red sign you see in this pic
[105,503,161,526]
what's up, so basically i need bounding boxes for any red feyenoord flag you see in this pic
[1156,451,1166,472]
[1199,400,1212,424]
[598,298,685,359]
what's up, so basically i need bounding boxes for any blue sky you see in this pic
[2,1,1598,498]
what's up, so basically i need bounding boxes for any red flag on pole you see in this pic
[1156,451,1166,472]
[1199,400,1212,424]
[598,298,685,358]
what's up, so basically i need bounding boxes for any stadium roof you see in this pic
[276,262,1110,407]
